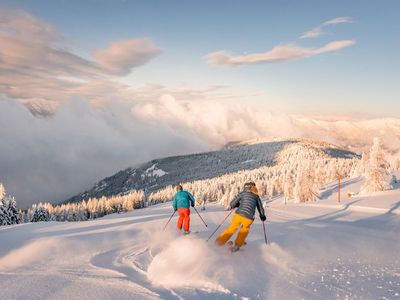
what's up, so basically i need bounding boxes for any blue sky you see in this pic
[1,0,399,117]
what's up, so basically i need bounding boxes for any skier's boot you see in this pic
[230,245,240,252]
[228,241,246,247]
[184,230,190,235]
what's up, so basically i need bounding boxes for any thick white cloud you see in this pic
[206,40,355,66]
[0,97,206,208]
[133,94,400,153]
[132,94,290,144]
[300,16,353,39]
[0,84,260,208]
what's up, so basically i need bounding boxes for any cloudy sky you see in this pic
[0,0,399,207]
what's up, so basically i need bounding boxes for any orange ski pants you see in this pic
[177,208,191,232]
[216,213,253,247]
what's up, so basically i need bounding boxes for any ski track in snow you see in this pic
[1,179,400,299]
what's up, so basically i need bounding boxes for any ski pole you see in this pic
[206,210,233,242]
[262,221,268,245]
[163,210,176,231]
[193,206,208,227]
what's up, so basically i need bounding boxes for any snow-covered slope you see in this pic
[67,139,357,203]
[1,177,399,299]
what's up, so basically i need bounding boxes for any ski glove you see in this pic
[260,215,267,222]
[191,202,195,207]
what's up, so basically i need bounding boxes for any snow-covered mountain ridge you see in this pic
[66,138,358,203]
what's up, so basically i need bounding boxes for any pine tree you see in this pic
[362,138,390,193]
[7,197,20,225]
[0,199,9,226]
[30,204,50,222]
[0,184,21,226]
[358,152,369,176]
[293,165,306,203]
[283,171,294,204]
[293,161,320,203]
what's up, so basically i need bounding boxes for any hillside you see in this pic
[67,138,357,203]
[1,175,399,299]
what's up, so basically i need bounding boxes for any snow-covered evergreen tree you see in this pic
[362,138,390,193]
[283,171,294,204]
[7,197,20,225]
[24,189,147,222]
[293,162,320,203]
[30,203,50,222]
[0,183,21,226]
[358,152,369,175]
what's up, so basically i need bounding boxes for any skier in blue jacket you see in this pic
[172,185,195,234]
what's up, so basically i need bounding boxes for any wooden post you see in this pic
[338,176,341,204]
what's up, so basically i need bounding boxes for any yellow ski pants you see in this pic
[216,213,253,247]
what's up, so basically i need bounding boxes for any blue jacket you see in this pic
[173,190,195,210]
[230,187,266,220]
